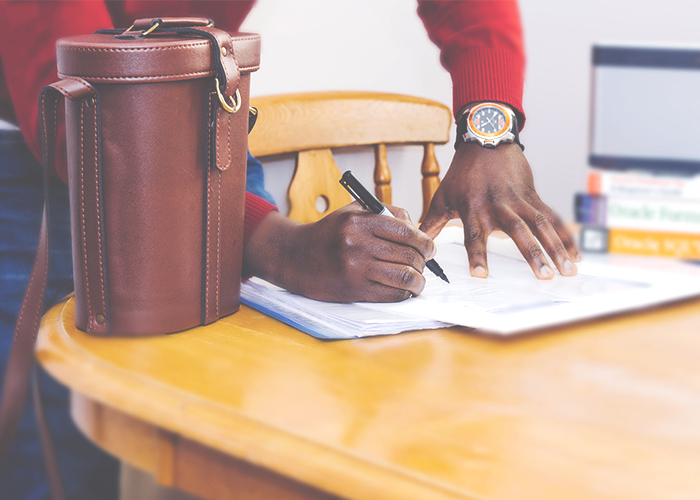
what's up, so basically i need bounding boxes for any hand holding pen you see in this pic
[243,187,439,303]
[340,171,449,284]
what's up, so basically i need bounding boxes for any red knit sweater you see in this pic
[0,0,525,239]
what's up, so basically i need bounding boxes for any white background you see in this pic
[240,0,700,221]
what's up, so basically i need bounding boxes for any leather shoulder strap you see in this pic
[0,78,95,498]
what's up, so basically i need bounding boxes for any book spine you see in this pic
[587,170,700,199]
[575,193,607,226]
[580,226,700,259]
[575,193,700,233]
[612,228,700,259]
[579,226,609,253]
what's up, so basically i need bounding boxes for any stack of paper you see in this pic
[241,278,452,339]
[241,227,700,339]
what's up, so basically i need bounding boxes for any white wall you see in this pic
[241,0,700,221]
[520,0,700,222]
[240,0,451,219]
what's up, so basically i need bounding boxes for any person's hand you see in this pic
[243,203,437,302]
[420,141,581,279]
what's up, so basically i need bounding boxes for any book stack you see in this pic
[576,42,700,260]
[576,171,700,260]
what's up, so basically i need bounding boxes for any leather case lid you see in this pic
[57,32,260,83]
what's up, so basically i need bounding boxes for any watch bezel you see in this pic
[466,102,513,140]
[455,101,524,151]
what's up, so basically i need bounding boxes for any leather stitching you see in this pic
[53,78,96,101]
[15,93,51,343]
[215,111,231,171]
[93,102,106,328]
[220,37,230,94]
[37,96,59,339]
[205,95,212,320]
[53,88,80,101]
[208,91,222,320]
[57,68,257,82]
[206,177,212,320]
[57,71,213,81]
[229,39,241,101]
[216,171,221,319]
[57,43,210,52]
[79,101,92,329]
[218,35,237,172]
[215,113,220,168]
[226,111,231,169]
[229,36,261,42]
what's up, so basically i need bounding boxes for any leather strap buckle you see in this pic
[215,78,241,114]
[121,17,214,38]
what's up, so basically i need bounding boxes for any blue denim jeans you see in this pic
[0,129,119,499]
[0,129,274,499]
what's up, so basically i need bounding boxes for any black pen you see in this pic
[339,170,449,283]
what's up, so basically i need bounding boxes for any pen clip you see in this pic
[339,177,369,211]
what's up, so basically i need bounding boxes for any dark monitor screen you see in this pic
[590,43,700,174]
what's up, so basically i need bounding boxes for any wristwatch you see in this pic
[455,102,524,151]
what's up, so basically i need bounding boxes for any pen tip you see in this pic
[442,275,450,284]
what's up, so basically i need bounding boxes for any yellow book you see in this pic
[608,228,700,259]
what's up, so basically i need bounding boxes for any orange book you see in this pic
[587,171,603,196]
[608,228,700,259]
[586,170,700,199]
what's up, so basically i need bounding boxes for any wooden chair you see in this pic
[248,91,452,223]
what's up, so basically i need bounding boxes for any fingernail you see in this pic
[428,246,437,259]
[563,260,577,275]
[573,253,583,262]
[540,265,554,278]
[472,265,488,278]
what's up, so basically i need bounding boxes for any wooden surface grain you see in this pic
[37,297,700,500]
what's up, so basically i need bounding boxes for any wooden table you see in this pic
[36,295,700,500]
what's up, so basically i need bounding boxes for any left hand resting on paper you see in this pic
[420,141,581,279]
[242,203,437,303]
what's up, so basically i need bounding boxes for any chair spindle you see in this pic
[420,143,441,222]
[374,143,391,205]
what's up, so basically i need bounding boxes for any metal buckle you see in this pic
[215,78,241,114]
[142,21,160,36]
[122,21,160,37]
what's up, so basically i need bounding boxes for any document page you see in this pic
[241,279,451,339]
[242,227,700,338]
[358,227,700,334]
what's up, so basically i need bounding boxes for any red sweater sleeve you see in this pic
[244,192,277,248]
[417,0,526,126]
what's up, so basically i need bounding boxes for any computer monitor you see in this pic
[590,43,700,174]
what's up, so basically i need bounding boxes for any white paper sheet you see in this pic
[242,227,700,338]
[241,279,451,339]
[358,227,700,334]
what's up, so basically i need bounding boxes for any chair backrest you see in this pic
[248,91,452,223]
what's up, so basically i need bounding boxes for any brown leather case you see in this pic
[0,19,261,484]
[55,20,260,336]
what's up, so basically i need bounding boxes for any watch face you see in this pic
[469,104,510,137]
